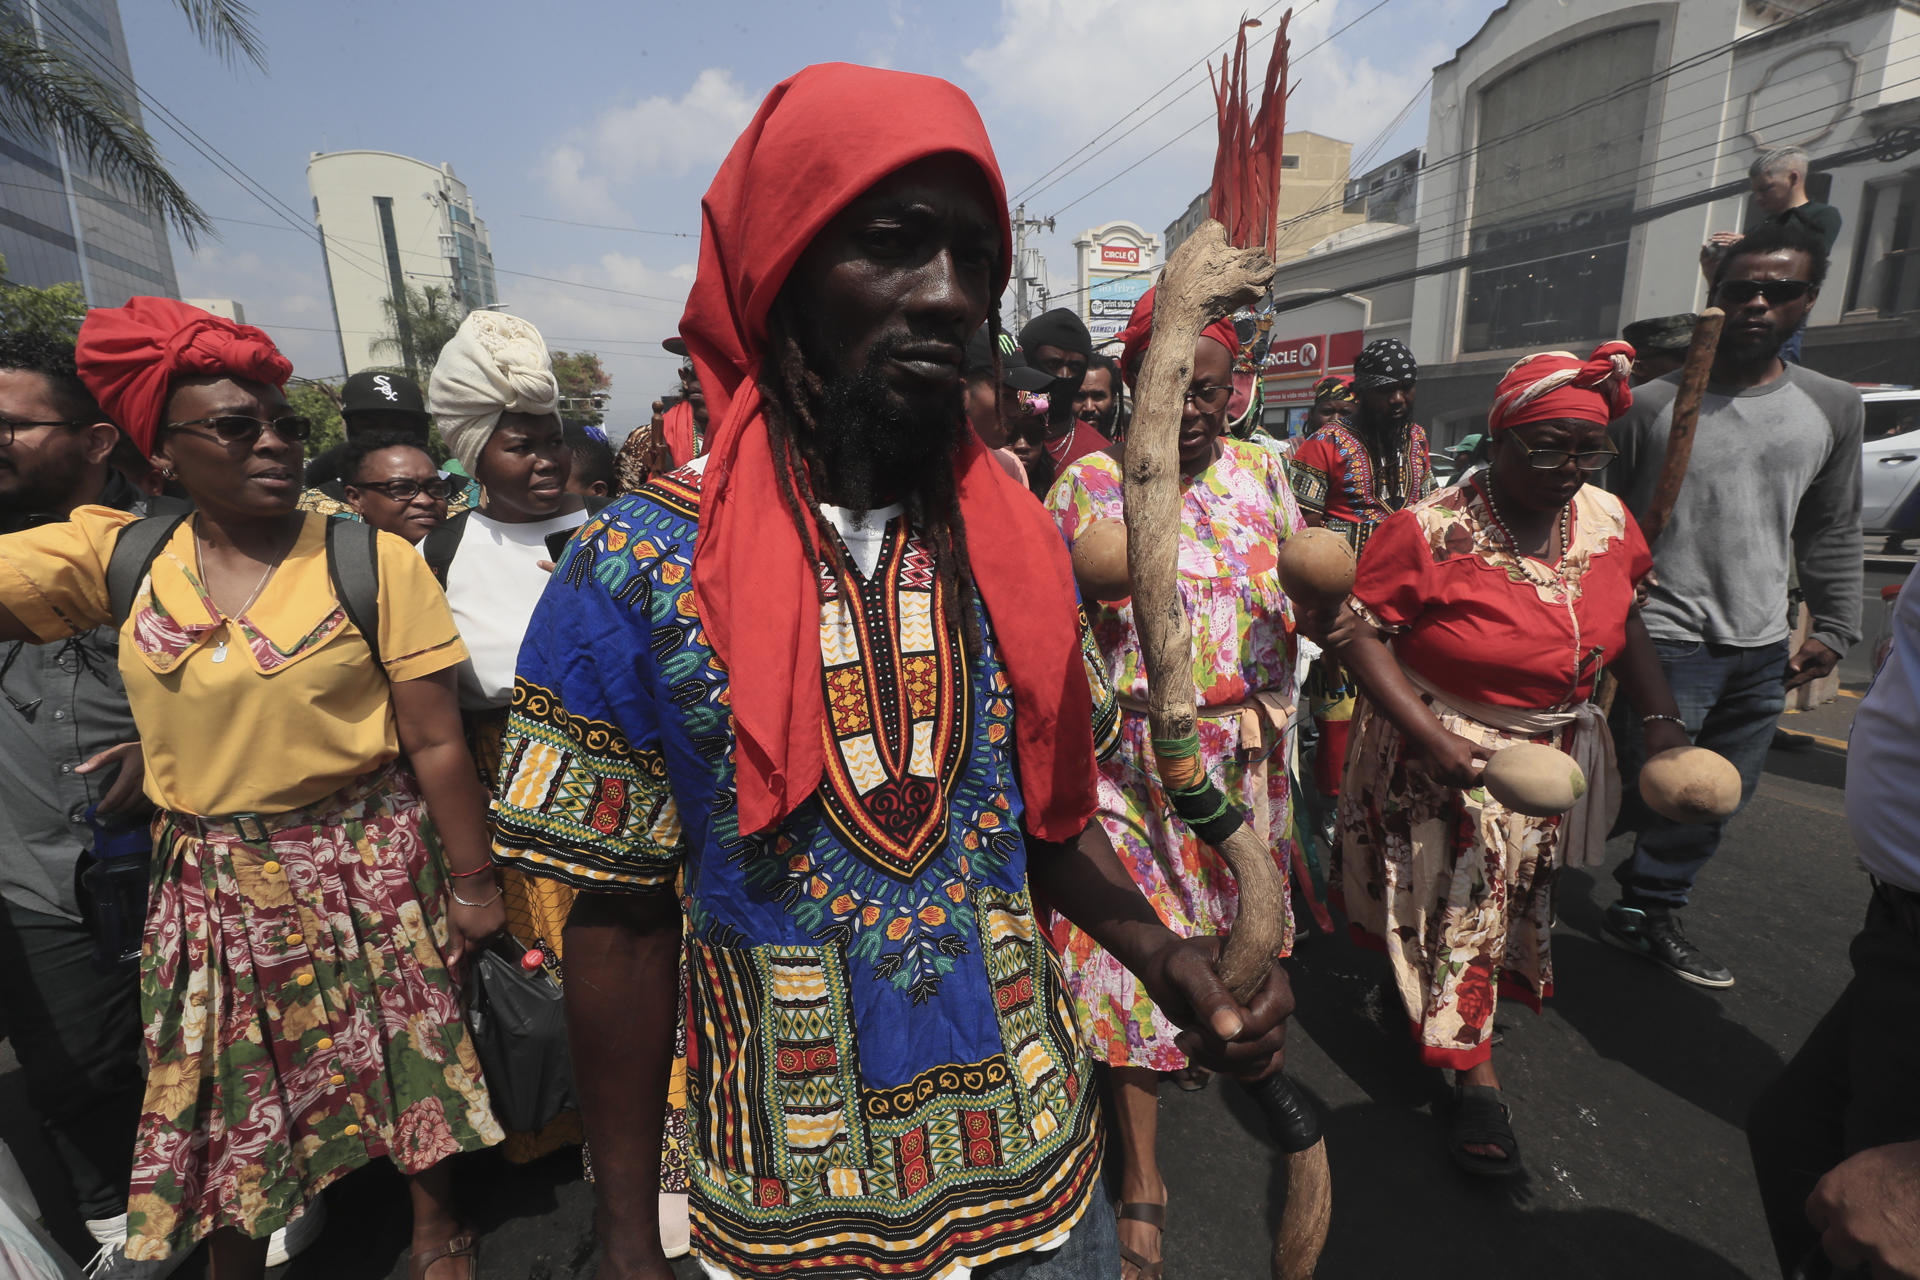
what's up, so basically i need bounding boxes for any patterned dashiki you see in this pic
[1335,477,1652,1069]
[1044,439,1302,1071]
[1286,420,1435,555]
[491,467,1120,1280]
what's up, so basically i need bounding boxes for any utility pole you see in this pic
[1010,203,1055,329]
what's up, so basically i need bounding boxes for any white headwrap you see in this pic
[428,310,561,472]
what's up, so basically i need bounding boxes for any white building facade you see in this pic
[1071,220,1162,347]
[306,151,499,376]
[1401,0,1920,438]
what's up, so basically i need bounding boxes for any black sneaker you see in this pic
[1602,903,1735,988]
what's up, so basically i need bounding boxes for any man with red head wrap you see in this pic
[490,63,1294,1280]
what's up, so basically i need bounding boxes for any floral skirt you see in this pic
[1051,708,1296,1072]
[1333,696,1567,1071]
[127,767,503,1259]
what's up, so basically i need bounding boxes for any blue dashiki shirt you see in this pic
[491,465,1119,1280]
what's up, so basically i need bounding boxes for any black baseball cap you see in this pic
[340,370,428,420]
[964,328,1051,391]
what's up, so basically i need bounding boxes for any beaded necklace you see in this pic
[1474,474,1597,707]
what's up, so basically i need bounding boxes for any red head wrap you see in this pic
[73,297,293,457]
[1487,340,1634,435]
[1115,286,1241,391]
[678,63,1096,841]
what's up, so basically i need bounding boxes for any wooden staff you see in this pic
[1641,306,1726,545]
[1122,219,1332,1280]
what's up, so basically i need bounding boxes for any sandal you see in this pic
[1117,1200,1166,1280]
[1450,1083,1523,1178]
[409,1232,479,1280]
[1169,1064,1213,1093]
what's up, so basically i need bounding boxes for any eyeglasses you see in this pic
[1714,278,1814,306]
[0,417,87,447]
[1513,441,1619,472]
[347,476,455,502]
[1184,383,1234,412]
[163,414,313,446]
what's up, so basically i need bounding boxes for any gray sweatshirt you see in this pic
[1607,363,1863,656]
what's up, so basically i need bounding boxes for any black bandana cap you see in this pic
[1018,308,1093,358]
[1351,337,1418,390]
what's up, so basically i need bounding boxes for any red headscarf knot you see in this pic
[75,297,292,456]
[678,63,1096,842]
[1487,340,1634,435]
[1116,287,1241,391]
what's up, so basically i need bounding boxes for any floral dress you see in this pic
[1335,474,1651,1070]
[1044,440,1302,1070]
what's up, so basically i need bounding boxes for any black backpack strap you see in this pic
[325,519,383,672]
[106,513,191,628]
[420,509,470,588]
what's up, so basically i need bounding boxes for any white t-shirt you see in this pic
[439,508,588,710]
[1846,563,1920,892]
[817,502,904,576]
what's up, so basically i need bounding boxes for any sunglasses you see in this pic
[347,476,456,502]
[164,414,314,446]
[1183,383,1234,412]
[1714,279,1813,306]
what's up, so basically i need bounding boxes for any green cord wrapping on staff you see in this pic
[1153,731,1250,846]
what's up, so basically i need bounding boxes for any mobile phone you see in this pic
[544,525,581,562]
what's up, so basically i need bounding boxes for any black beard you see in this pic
[0,455,93,531]
[811,344,966,516]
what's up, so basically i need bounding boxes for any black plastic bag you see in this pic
[465,941,576,1133]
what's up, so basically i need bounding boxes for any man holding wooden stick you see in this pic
[1604,221,1863,987]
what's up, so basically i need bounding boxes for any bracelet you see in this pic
[449,886,503,909]
[1642,713,1686,728]
[448,862,495,879]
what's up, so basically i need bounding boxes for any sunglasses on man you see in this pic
[1714,278,1814,306]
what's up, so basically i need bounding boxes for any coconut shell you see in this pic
[1638,746,1742,823]
[1481,742,1588,817]
[1276,527,1357,606]
[1071,519,1132,602]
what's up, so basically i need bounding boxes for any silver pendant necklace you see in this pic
[197,524,284,664]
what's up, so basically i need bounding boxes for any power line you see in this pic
[1043,0,1853,226]
[1027,0,1394,214]
[517,213,695,238]
[1007,0,1313,202]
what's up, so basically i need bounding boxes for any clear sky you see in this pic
[122,0,1498,423]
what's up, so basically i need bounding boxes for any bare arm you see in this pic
[1332,609,1485,787]
[391,668,504,958]
[1028,821,1291,1077]
[1609,609,1692,755]
[565,890,682,1280]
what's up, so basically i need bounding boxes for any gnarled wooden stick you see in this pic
[1121,219,1331,1280]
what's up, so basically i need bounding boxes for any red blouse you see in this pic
[1350,477,1653,710]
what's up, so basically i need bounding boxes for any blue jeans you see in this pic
[976,1194,1120,1278]
[1612,637,1791,908]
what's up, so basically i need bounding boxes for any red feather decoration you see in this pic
[1208,12,1291,255]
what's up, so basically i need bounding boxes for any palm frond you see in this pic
[0,27,214,244]
[171,0,265,70]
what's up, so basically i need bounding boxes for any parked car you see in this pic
[1859,385,1920,551]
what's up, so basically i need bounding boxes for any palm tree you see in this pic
[371,284,465,380]
[0,0,264,245]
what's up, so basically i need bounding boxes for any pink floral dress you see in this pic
[1044,440,1302,1070]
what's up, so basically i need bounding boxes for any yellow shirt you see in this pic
[0,507,466,817]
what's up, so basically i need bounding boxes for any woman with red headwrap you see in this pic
[0,298,501,1276]
[1046,288,1303,1279]
[1329,342,1688,1178]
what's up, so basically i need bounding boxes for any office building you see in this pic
[306,151,499,375]
[0,0,180,303]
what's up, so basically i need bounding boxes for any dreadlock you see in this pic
[756,292,995,644]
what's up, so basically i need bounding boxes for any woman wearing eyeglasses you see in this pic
[1329,343,1689,1179]
[1045,295,1302,1280]
[340,433,451,546]
[0,299,502,1277]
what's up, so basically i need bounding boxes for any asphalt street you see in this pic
[5,563,1910,1279]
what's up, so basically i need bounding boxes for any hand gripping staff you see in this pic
[1119,15,1331,1278]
